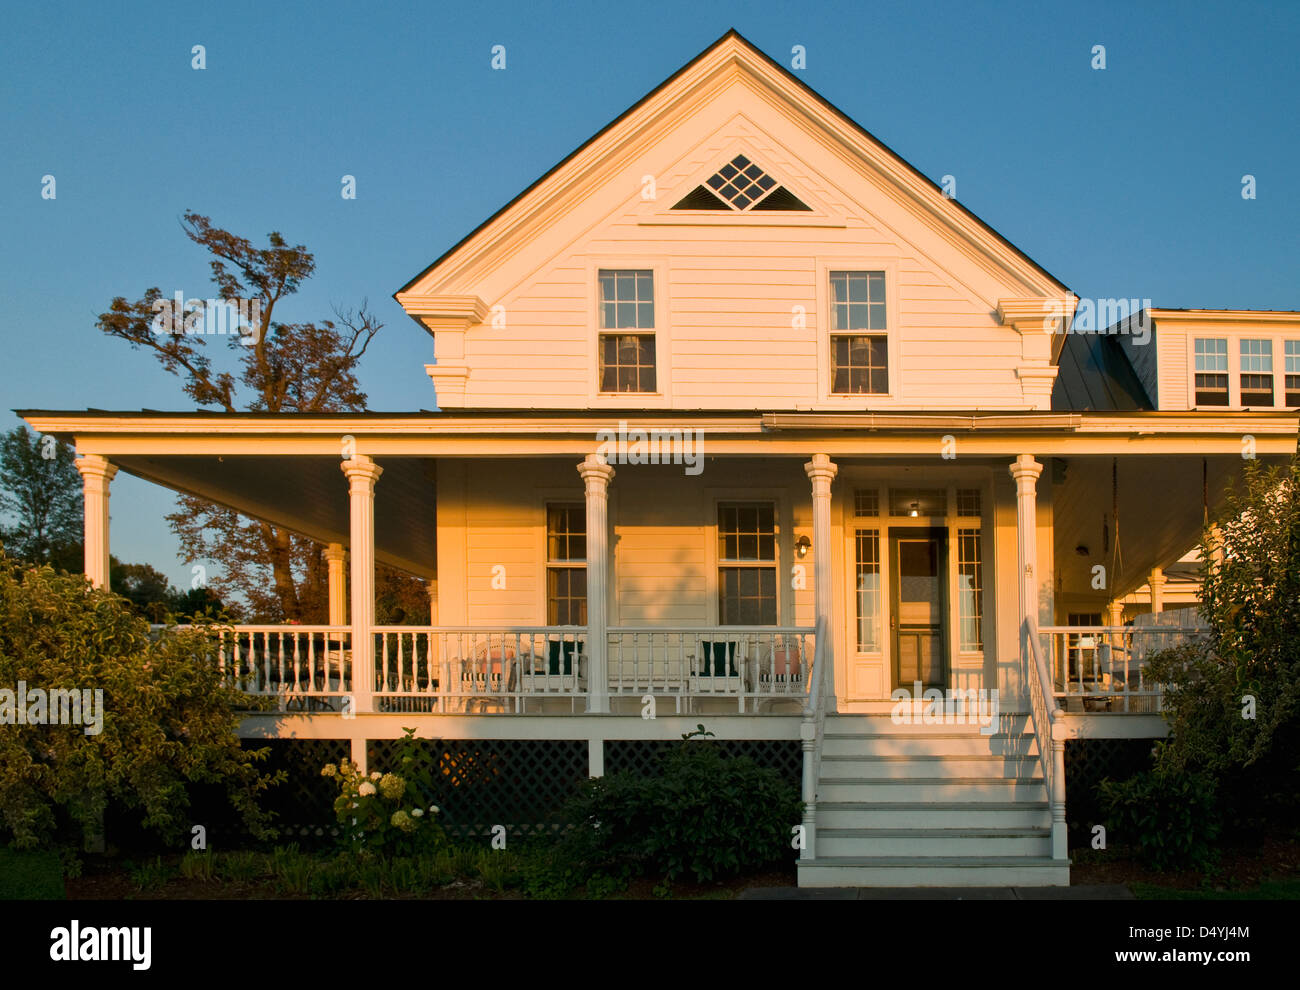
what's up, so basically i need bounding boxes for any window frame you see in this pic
[1239,338,1275,407]
[1285,340,1300,408]
[543,500,588,627]
[587,259,670,405]
[1186,333,1300,410]
[715,500,780,627]
[1192,337,1230,407]
[706,489,789,627]
[816,260,898,403]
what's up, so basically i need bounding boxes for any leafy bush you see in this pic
[0,554,282,850]
[1141,456,1300,828]
[324,728,448,856]
[1100,767,1222,871]
[560,727,802,883]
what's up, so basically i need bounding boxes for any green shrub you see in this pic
[1100,768,1222,871]
[324,728,448,857]
[0,554,283,851]
[1142,456,1300,828]
[560,728,802,883]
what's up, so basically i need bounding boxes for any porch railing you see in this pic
[372,626,588,713]
[607,626,816,713]
[155,622,819,715]
[1024,618,1066,859]
[160,625,354,711]
[1040,623,1207,713]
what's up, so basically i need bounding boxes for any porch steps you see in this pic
[799,714,1069,888]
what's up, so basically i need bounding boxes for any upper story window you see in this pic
[1193,337,1229,406]
[717,501,777,625]
[672,155,811,211]
[1286,341,1300,407]
[1240,338,1274,406]
[598,270,656,393]
[830,271,888,395]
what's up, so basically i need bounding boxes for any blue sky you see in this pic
[2,0,1297,584]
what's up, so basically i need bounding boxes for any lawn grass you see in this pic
[1132,877,1300,900]
[0,847,65,900]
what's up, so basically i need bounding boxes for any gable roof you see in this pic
[395,28,1071,299]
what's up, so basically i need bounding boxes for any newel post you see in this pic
[1051,729,1068,859]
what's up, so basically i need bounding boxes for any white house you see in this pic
[23,31,1299,886]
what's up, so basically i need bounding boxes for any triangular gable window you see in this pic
[671,155,811,211]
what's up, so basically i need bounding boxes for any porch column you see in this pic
[578,453,615,714]
[1106,600,1125,629]
[323,543,347,625]
[1148,567,1166,613]
[426,579,439,625]
[342,456,383,714]
[75,455,117,589]
[1009,455,1044,639]
[804,454,838,711]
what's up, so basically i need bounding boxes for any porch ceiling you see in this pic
[113,454,437,579]
[1051,453,1286,601]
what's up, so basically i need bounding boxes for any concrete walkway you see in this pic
[739,884,1134,900]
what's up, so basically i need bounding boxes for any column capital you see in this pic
[322,542,346,564]
[1009,454,1043,487]
[341,454,383,489]
[577,453,615,488]
[75,454,118,485]
[803,453,838,484]
[1148,566,1167,587]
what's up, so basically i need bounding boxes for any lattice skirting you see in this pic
[366,738,590,840]
[177,738,351,850]
[604,739,803,791]
[1064,738,1157,848]
[155,737,805,848]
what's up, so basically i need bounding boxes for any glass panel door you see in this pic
[891,527,948,689]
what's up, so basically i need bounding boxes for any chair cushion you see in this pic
[701,641,738,677]
[547,639,580,675]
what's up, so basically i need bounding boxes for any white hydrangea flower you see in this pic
[430,805,440,814]
[358,781,377,797]
[411,808,424,818]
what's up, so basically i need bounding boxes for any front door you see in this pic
[890,527,948,690]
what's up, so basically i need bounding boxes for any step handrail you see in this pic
[799,614,827,861]
[1024,616,1067,860]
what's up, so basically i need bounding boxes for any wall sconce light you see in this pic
[909,501,920,518]
[795,535,811,558]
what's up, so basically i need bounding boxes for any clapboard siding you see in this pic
[416,72,1055,411]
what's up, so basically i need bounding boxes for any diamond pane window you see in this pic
[672,156,810,211]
